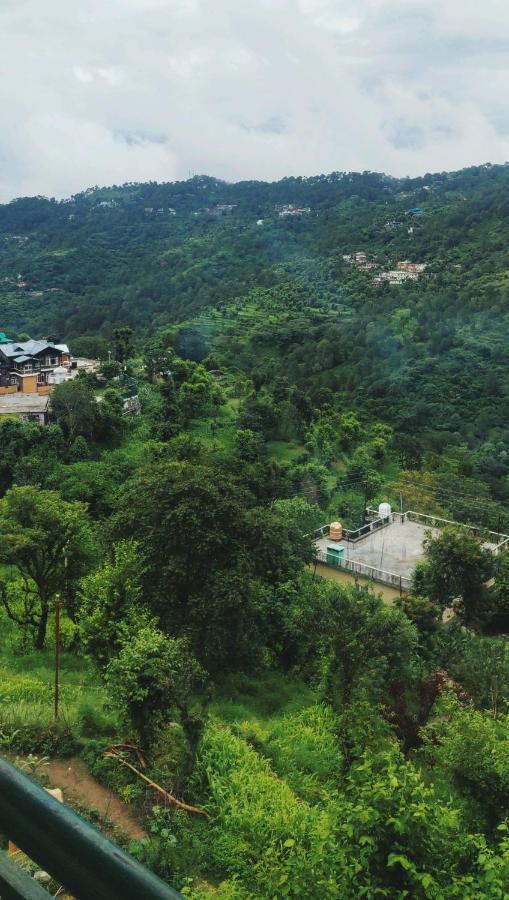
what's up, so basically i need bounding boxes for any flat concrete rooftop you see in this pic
[316,519,441,579]
[315,518,502,580]
[0,393,49,414]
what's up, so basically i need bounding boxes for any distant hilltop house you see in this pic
[397,260,427,274]
[206,204,237,217]
[276,204,311,218]
[344,253,427,284]
[0,339,71,396]
[343,251,379,272]
[144,207,177,215]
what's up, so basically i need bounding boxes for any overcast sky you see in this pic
[1,0,509,200]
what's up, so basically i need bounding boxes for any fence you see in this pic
[365,508,509,555]
[314,515,392,544]
[314,549,410,594]
[405,510,509,551]
[0,755,181,900]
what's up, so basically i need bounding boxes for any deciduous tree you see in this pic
[0,486,96,648]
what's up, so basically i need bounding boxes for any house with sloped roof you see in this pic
[0,340,71,393]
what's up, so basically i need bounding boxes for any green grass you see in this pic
[0,612,117,753]
[210,672,317,724]
[265,440,305,463]
[189,399,240,451]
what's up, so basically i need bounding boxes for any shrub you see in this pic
[238,705,341,803]
[77,701,118,739]
[195,720,338,896]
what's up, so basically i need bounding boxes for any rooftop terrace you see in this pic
[314,510,509,592]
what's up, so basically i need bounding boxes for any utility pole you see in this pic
[54,551,67,720]
[363,482,369,526]
[54,594,61,720]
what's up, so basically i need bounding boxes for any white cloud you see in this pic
[0,0,509,199]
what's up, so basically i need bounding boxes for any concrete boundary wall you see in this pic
[314,549,410,593]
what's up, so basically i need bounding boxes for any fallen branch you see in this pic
[104,751,209,818]
[107,742,148,769]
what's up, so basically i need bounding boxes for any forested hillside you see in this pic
[3,163,509,526]
[4,165,509,896]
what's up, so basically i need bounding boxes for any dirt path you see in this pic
[46,757,147,841]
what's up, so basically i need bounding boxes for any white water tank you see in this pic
[378,502,392,519]
[47,366,71,385]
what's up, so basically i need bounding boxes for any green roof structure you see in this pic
[0,333,12,344]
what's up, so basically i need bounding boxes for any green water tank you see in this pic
[326,545,345,566]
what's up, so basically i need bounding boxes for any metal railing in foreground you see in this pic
[0,754,182,900]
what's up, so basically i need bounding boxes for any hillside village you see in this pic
[343,250,428,285]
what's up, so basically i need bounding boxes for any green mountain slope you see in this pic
[3,163,509,483]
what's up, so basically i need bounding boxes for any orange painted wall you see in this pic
[20,375,37,393]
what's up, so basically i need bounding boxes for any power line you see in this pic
[393,477,507,513]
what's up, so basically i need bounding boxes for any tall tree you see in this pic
[113,458,312,668]
[50,379,97,444]
[113,326,134,365]
[413,526,493,623]
[0,486,95,648]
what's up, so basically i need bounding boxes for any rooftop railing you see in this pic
[313,515,392,544]
[313,549,410,593]
[314,508,509,591]
[0,755,182,900]
[365,508,509,554]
